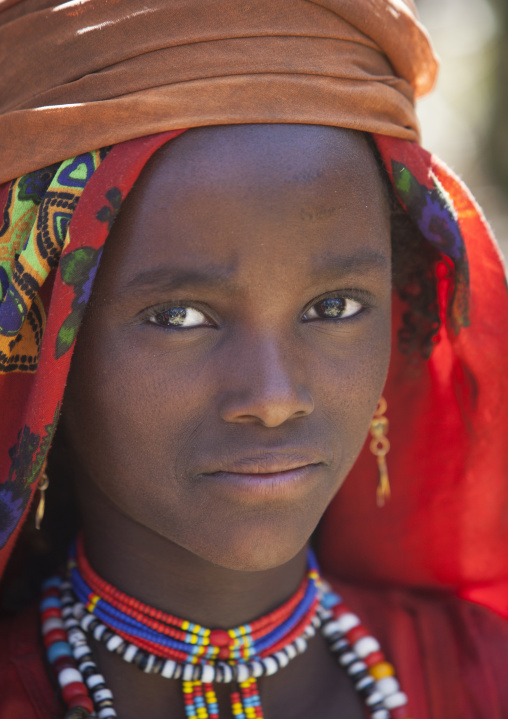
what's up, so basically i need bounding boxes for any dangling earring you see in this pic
[35,469,50,530]
[370,397,390,507]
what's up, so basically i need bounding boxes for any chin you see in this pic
[179,511,318,572]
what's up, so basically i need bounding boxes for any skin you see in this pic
[60,124,392,718]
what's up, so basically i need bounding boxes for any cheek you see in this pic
[61,321,218,509]
[315,331,391,495]
[308,311,392,450]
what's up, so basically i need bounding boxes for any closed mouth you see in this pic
[202,453,327,477]
[196,460,326,501]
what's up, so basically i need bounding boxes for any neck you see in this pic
[77,480,308,629]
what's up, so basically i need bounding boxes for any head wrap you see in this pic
[0,0,437,183]
[1,1,507,621]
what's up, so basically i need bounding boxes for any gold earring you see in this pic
[370,397,390,507]
[35,469,49,530]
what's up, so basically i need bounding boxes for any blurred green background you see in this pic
[416,0,508,257]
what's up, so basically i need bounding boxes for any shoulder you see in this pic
[0,604,62,719]
[327,577,508,719]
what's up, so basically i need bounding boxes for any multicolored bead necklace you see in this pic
[40,537,413,719]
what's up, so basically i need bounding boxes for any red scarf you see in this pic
[0,130,507,619]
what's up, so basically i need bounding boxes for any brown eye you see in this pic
[303,296,364,321]
[150,306,209,328]
[315,298,346,318]
[156,308,186,326]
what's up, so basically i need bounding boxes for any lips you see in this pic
[195,451,329,502]
[202,452,327,477]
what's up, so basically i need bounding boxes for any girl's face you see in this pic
[62,125,392,571]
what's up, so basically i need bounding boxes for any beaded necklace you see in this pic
[40,538,413,719]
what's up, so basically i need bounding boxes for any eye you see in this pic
[303,296,364,321]
[149,305,211,328]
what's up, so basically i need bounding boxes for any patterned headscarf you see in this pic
[1,129,507,620]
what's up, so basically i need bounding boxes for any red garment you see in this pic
[2,582,508,719]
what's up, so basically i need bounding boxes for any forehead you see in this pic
[103,124,391,286]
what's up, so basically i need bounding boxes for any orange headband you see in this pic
[0,0,438,183]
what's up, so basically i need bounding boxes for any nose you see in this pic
[218,336,315,427]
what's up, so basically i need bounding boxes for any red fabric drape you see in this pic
[319,137,508,619]
[0,131,507,622]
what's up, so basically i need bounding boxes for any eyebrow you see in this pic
[123,263,241,296]
[311,249,390,278]
[122,249,389,296]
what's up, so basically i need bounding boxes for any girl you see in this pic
[1,2,507,717]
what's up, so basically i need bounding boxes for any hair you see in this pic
[366,135,442,359]
[390,203,442,359]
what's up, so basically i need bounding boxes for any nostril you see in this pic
[294,409,309,418]
[219,392,314,427]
